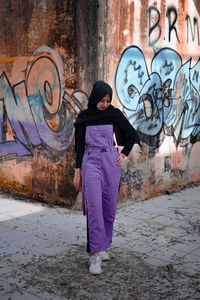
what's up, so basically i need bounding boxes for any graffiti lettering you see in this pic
[162,60,174,76]
[166,7,180,43]
[60,55,85,89]
[0,73,41,157]
[0,47,87,162]
[192,70,199,83]
[63,56,85,75]
[115,46,200,147]
[186,15,200,45]
[147,6,161,47]
[147,6,200,46]
[147,6,180,46]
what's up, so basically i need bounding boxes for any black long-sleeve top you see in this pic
[75,108,139,168]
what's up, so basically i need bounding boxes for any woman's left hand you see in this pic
[116,153,126,166]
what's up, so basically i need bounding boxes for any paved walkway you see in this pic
[0,185,200,299]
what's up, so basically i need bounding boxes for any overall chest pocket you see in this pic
[86,125,114,146]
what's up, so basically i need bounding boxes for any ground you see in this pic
[0,185,200,299]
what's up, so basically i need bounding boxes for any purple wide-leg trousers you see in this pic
[81,125,121,253]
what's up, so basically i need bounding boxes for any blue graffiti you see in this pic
[0,48,83,162]
[115,46,200,146]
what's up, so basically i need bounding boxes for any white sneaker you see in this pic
[89,255,102,275]
[99,250,109,261]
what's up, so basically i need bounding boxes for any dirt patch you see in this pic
[3,245,200,299]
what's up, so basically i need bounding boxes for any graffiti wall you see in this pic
[0,0,92,205]
[0,0,199,206]
[0,46,88,162]
[106,0,200,200]
[115,46,200,146]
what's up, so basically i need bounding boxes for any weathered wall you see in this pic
[105,0,200,201]
[0,0,199,207]
[0,0,97,206]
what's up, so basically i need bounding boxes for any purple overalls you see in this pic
[81,124,121,253]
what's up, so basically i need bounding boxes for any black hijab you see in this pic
[88,80,113,110]
[75,81,120,125]
[74,81,141,147]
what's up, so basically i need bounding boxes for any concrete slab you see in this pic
[146,245,186,261]
[168,240,200,254]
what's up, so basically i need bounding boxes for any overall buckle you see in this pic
[100,147,107,152]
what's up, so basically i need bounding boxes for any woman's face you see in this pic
[96,94,111,111]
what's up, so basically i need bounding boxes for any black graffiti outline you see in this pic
[186,15,200,45]
[147,6,161,47]
[166,7,180,43]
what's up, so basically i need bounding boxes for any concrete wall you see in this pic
[0,0,199,207]
[105,0,200,201]
[0,0,84,205]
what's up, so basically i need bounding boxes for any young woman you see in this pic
[73,81,139,275]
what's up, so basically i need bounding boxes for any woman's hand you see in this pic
[116,153,126,166]
[73,168,82,190]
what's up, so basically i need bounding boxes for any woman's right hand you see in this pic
[73,168,82,190]
[116,152,126,166]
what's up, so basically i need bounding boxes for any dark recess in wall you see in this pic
[75,0,99,91]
